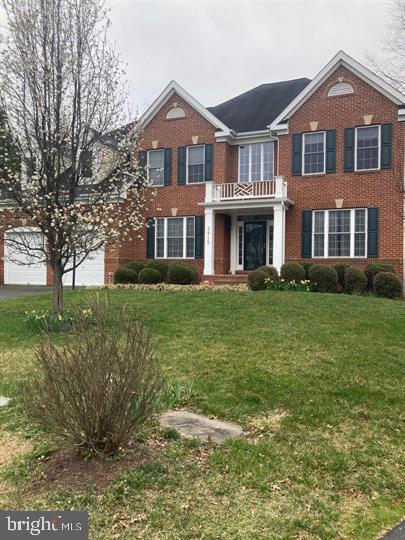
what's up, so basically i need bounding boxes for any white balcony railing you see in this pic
[205,176,287,203]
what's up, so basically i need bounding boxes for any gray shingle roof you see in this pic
[208,78,311,133]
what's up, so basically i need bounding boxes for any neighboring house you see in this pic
[1,50,405,285]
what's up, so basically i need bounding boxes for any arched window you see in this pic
[166,106,186,119]
[328,82,354,97]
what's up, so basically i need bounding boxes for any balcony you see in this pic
[205,176,287,204]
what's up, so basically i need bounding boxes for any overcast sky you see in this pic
[106,0,392,115]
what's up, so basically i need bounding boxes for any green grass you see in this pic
[0,289,404,539]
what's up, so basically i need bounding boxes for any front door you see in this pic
[243,221,266,270]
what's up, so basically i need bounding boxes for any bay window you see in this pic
[155,217,195,258]
[238,142,274,182]
[312,208,367,258]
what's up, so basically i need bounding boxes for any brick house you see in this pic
[1,50,405,285]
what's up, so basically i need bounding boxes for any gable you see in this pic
[138,81,230,135]
[270,51,405,130]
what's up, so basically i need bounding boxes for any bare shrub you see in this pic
[23,296,163,456]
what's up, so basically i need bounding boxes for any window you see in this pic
[328,82,354,97]
[147,149,164,186]
[238,142,274,183]
[312,209,367,258]
[187,145,205,183]
[355,126,380,171]
[166,106,185,120]
[155,217,195,259]
[303,132,325,174]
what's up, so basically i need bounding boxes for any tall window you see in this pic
[356,126,380,170]
[147,149,164,186]
[312,209,367,258]
[238,142,274,183]
[303,132,325,174]
[155,217,195,259]
[187,145,205,183]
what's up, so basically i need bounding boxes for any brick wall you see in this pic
[279,66,404,278]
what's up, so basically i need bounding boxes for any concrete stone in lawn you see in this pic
[0,396,10,407]
[159,410,243,443]
[381,520,405,540]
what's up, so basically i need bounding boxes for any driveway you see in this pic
[0,285,53,299]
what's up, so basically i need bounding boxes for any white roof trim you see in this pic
[138,80,231,134]
[270,50,405,130]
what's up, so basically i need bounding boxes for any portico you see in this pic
[201,177,292,276]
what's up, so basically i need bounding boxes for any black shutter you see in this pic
[194,216,204,258]
[139,150,147,182]
[301,210,312,258]
[177,147,186,184]
[367,208,378,258]
[292,133,302,176]
[326,130,336,173]
[164,148,172,186]
[381,123,392,169]
[344,128,355,171]
[205,144,213,181]
[146,218,155,259]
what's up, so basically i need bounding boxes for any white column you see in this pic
[205,181,213,203]
[230,213,237,274]
[272,203,286,273]
[203,208,215,275]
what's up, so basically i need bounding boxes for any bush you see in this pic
[114,267,137,284]
[365,263,395,290]
[280,262,305,282]
[146,260,170,281]
[23,297,163,455]
[308,264,338,293]
[247,269,268,291]
[300,261,314,279]
[257,265,279,281]
[344,266,367,295]
[138,267,162,284]
[373,272,402,299]
[168,263,198,285]
[334,263,350,289]
[125,261,145,281]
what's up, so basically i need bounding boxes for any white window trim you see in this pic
[147,149,165,187]
[155,216,195,259]
[302,131,326,175]
[186,145,205,184]
[354,125,381,172]
[238,142,275,183]
[312,208,368,259]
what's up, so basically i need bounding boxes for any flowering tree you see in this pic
[0,0,149,314]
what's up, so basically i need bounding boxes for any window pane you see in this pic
[355,209,366,232]
[188,146,204,183]
[304,132,325,174]
[239,146,249,183]
[167,217,183,237]
[329,210,350,233]
[156,218,164,237]
[251,144,261,181]
[314,211,325,234]
[313,211,325,257]
[354,233,366,256]
[238,225,243,265]
[156,238,164,258]
[186,217,195,258]
[263,142,274,181]
[328,233,350,257]
[149,150,164,168]
[186,217,195,237]
[186,238,194,258]
[356,127,379,170]
[167,238,183,258]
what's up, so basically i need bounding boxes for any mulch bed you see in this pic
[32,441,150,493]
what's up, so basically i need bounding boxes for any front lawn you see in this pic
[0,289,404,539]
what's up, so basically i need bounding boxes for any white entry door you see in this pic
[4,229,47,285]
[64,246,105,286]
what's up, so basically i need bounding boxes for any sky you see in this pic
[105,0,393,115]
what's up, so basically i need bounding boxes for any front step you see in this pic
[203,274,248,285]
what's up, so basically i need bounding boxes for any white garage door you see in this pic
[4,230,47,285]
[64,246,105,287]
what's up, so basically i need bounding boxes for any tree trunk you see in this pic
[52,261,64,315]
